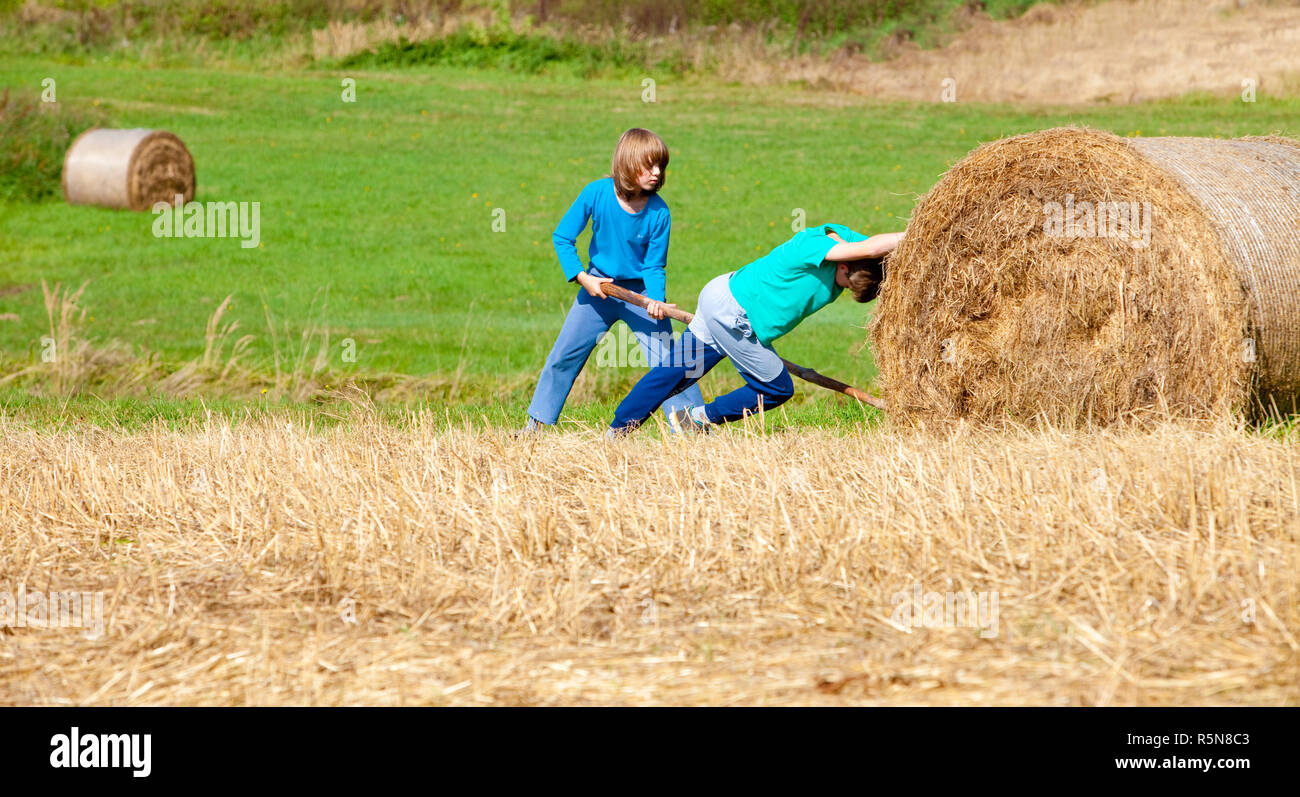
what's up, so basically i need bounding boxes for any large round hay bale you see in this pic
[62,128,195,211]
[870,127,1300,425]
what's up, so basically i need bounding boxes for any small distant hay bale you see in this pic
[62,128,195,211]
[870,127,1300,425]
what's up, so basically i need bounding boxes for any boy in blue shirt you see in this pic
[524,128,705,432]
[608,224,904,434]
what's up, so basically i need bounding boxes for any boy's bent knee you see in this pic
[759,391,793,410]
[764,372,795,400]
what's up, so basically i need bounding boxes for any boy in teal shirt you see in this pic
[608,224,904,433]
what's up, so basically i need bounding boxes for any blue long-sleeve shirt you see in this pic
[552,178,671,302]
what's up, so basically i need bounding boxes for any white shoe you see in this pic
[669,407,711,435]
[514,417,546,438]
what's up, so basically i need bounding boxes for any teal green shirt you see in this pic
[728,223,870,344]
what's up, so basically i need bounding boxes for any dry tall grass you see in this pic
[733,0,1300,104]
[0,286,448,403]
[1,409,1297,705]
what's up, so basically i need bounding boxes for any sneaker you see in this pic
[668,407,711,435]
[606,417,645,439]
[513,417,546,438]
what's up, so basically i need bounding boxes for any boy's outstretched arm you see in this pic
[825,231,904,262]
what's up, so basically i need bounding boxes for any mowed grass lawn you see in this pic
[2,54,1298,421]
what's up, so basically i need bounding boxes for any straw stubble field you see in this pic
[2,409,1298,705]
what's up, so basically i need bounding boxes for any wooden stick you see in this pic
[598,282,887,411]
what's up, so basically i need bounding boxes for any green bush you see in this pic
[0,89,107,202]
[337,26,672,74]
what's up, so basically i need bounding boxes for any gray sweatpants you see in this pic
[686,273,784,382]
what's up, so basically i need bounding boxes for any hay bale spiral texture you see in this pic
[870,127,1300,425]
[62,128,195,211]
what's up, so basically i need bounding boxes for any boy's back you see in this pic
[729,223,870,344]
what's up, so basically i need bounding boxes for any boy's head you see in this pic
[836,257,886,303]
[825,226,885,303]
[611,128,669,199]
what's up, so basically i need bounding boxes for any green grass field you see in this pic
[2,53,1297,427]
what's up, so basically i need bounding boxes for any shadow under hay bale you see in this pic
[871,127,1300,426]
[62,127,195,211]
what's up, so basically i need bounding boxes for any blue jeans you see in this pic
[528,273,706,426]
[610,329,794,431]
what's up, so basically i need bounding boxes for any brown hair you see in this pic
[611,128,669,200]
[844,256,886,303]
